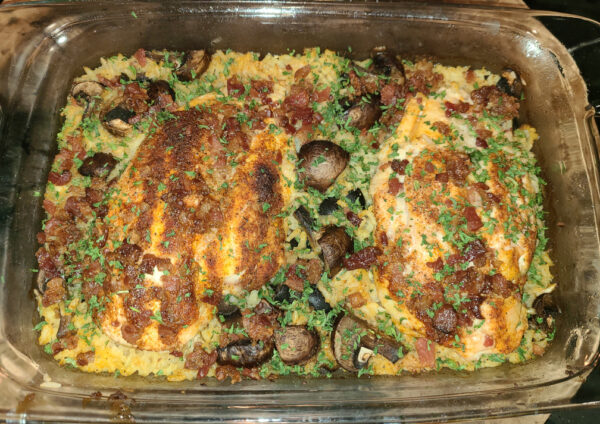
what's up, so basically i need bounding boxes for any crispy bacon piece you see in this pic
[464,206,483,232]
[415,338,436,367]
[388,178,402,195]
[184,344,218,378]
[47,170,71,186]
[42,277,66,307]
[343,246,382,270]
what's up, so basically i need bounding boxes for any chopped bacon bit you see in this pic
[475,138,489,148]
[315,86,331,102]
[446,156,470,184]
[486,192,501,203]
[133,48,147,67]
[433,121,451,136]
[242,309,275,341]
[424,161,435,173]
[42,277,66,307]
[170,350,183,357]
[464,206,483,232]
[48,170,71,186]
[97,75,121,87]
[484,335,494,347]
[184,344,217,378]
[463,239,487,262]
[446,253,464,266]
[426,257,443,272]
[380,231,388,246]
[476,128,492,140]
[473,182,489,191]
[435,172,449,183]
[346,211,362,227]
[415,338,436,367]
[51,342,65,355]
[250,79,273,104]
[284,264,305,292]
[76,351,95,366]
[343,246,382,270]
[347,292,367,308]
[471,85,520,119]
[391,159,409,175]
[380,83,403,106]
[294,65,311,81]
[227,76,245,97]
[465,68,476,84]
[444,101,470,117]
[241,367,261,380]
[388,177,402,195]
[43,199,56,216]
[36,232,46,244]
[215,365,241,384]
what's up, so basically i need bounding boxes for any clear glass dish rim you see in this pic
[0,0,599,421]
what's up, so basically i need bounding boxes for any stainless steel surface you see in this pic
[0,1,599,422]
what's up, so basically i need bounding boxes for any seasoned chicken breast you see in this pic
[371,94,537,360]
[99,99,289,351]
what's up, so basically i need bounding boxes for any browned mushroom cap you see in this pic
[176,50,212,81]
[72,81,104,104]
[147,80,175,104]
[274,325,320,365]
[216,338,274,367]
[318,225,352,277]
[298,140,349,192]
[497,67,524,98]
[217,298,240,319]
[332,314,366,372]
[332,314,403,372]
[370,46,405,83]
[102,106,135,136]
[78,152,118,179]
[343,98,382,130]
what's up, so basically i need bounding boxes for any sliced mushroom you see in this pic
[318,197,340,216]
[102,106,135,136]
[293,206,318,248]
[318,225,352,277]
[353,346,374,369]
[530,293,558,332]
[147,80,176,104]
[497,67,524,99]
[332,314,403,372]
[217,298,240,319]
[332,314,366,372]
[346,189,366,209]
[176,50,211,82]
[308,287,332,313]
[274,325,319,365]
[72,81,104,105]
[78,152,118,179]
[343,98,382,130]
[273,283,291,304]
[216,338,274,367]
[145,50,185,68]
[298,140,349,192]
[370,47,405,82]
[57,313,76,339]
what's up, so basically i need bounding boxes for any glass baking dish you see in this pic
[1,1,600,422]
